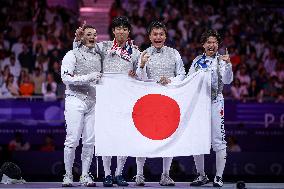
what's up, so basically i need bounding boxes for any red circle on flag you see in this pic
[132,94,180,140]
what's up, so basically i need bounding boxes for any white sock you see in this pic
[115,156,127,176]
[193,155,205,175]
[136,157,146,175]
[64,146,76,175]
[102,156,112,177]
[216,149,226,177]
[81,146,94,176]
[162,157,173,175]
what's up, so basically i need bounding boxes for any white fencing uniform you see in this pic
[61,45,102,176]
[74,40,141,178]
[136,46,186,181]
[188,53,233,178]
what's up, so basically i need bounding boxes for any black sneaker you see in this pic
[213,176,223,187]
[190,174,209,186]
[114,175,129,186]
[103,175,113,187]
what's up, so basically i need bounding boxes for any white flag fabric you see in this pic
[95,71,211,157]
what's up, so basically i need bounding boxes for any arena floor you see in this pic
[1,182,284,189]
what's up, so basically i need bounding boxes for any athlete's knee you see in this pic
[212,143,227,152]
[136,157,146,163]
[64,137,80,148]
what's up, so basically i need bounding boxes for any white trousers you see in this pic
[64,95,96,148]
[63,95,96,175]
[211,96,226,152]
[192,95,227,177]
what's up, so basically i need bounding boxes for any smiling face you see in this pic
[203,36,219,57]
[149,28,166,49]
[112,26,130,45]
[82,27,97,48]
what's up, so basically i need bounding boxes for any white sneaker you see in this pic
[190,174,209,186]
[159,173,175,186]
[62,173,73,187]
[134,174,145,186]
[213,176,223,187]
[80,174,96,187]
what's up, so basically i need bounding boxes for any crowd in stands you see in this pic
[0,0,283,102]
[0,0,79,99]
[110,0,284,102]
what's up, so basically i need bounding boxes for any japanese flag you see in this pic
[95,71,211,157]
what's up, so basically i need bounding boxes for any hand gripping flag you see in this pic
[95,70,211,157]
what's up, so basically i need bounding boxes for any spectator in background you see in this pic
[42,72,57,95]
[0,71,4,96]
[35,55,49,74]
[18,44,35,73]
[31,67,45,95]
[17,69,29,86]
[263,76,282,101]
[227,136,241,152]
[248,79,263,102]
[0,33,10,51]
[264,50,277,75]
[2,54,21,80]
[0,70,4,87]
[246,52,258,70]
[19,74,34,96]
[48,49,63,70]
[230,78,248,101]
[11,37,24,59]
[271,63,284,83]
[8,132,30,151]
[43,83,56,101]
[1,74,19,97]
[229,47,241,69]
[33,42,47,57]
[40,134,55,152]
[50,61,61,84]
[0,0,283,102]
[132,20,147,47]
[236,65,251,88]
[2,65,11,83]
[254,67,268,90]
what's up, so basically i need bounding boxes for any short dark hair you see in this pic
[200,29,221,44]
[83,25,95,31]
[147,21,167,35]
[111,16,131,31]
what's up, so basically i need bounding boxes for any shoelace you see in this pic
[163,175,174,183]
[63,174,72,179]
[84,173,95,182]
[215,177,222,183]
[133,175,144,182]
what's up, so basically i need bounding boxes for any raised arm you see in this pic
[136,51,150,81]
[219,48,233,84]
[61,51,102,85]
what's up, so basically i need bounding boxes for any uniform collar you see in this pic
[150,46,165,54]
[204,52,219,60]
[80,44,94,53]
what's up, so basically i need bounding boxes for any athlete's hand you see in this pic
[140,51,150,69]
[158,76,171,85]
[220,48,231,63]
[128,70,137,78]
[75,20,86,42]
